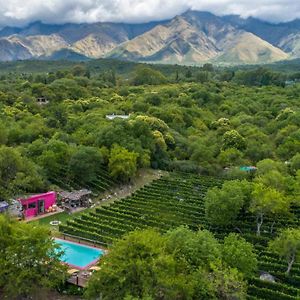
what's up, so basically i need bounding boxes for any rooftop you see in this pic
[106,114,130,120]
[58,189,92,201]
[0,201,9,210]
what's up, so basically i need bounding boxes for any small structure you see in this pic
[59,189,92,212]
[50,220,61,226]
[36,96,49,105]
[240,166,257,172]
[19,192,57,219]
[106,113,130,120]
[0,201,9,213]
[260,272,276,283]
[285,80,299,86]
[8,199,22,219]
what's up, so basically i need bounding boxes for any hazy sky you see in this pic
[0,0,300,27]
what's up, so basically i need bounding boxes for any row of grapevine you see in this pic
[59,172,300,299]
[49,165,115,194]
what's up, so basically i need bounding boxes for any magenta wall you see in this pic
[19,192,56,219]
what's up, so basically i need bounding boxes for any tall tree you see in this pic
[250,183,289,235]
[108,145,138,182]
[205,180,251,226]
[0,146,45,199]
[0,216,66,299]
[269,228,300,274]
[85,228,248,300]
[68,146,103,184]
[222,233,258,277]
[132,66,167,86]
[222,130,246,151]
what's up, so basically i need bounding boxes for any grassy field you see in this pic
[30,210,89,235]
[31,211,83,227]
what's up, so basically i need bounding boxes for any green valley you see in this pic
[0,58,299,299]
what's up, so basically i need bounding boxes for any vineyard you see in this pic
[59,173,300,299]
[49,166,116,194]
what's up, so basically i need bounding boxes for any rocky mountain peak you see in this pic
[0,11,299,64]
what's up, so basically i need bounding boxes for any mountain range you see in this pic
[0,10,300,65]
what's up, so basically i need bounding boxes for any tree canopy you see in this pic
[205,180,251,226]
[0,215,66,299]
[269,228,300,274]
[85,227,256,300]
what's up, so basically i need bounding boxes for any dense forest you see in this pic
[0,59,299,198]
[0,59,300,299]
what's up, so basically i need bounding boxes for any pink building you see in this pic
[19,192,56,219]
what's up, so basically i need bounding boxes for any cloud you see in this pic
[0,0,299,27]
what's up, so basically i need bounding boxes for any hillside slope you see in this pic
[109,12,289,65]
[0,11,298,64]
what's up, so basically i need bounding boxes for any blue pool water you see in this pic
[55,238,104,268]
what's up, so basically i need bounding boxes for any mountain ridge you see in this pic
[0,11,299,65]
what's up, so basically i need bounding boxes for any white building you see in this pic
[106,113,130,120]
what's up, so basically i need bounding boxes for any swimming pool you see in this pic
[55,238,104,269]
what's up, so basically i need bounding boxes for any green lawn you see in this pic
[30,210,89,231]
[30,212,72,227]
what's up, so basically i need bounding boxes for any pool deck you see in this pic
[67,272,90,287]
[59,238,106,287]
[67,267,103,287]
[62,257,101,271]
[59,233,109,250]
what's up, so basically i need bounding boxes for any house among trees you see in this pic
[36,96,49,105]
[285,80,300,86]
[106,113,130,120]
[18,192,57,219]
[240,166,257,172]
[58,189,92,212]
